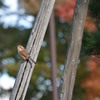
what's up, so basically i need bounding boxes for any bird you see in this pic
[17,45,36,64]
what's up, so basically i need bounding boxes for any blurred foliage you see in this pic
[0,0,100,100]
[82,29,100,55]
[89,0,100,19]
[19,0,66,14]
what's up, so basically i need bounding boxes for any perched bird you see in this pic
[17,45,36,64]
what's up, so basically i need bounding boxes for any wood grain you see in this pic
[59,0,89,100]
[10,0,56,100]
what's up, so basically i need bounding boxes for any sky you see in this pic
[0,73,15,100]
[0,0,34,29]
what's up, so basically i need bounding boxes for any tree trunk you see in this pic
[10,0,56,100]
[59,0,89,100]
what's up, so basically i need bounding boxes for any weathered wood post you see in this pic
[59,0,89,100]
[10,0,56,100]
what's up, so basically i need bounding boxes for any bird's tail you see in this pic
[29,57,36,64]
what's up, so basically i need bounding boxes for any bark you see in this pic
[10,0,56,100]
[59,0,89,100]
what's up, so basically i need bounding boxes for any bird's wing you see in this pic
[20,50,29,59]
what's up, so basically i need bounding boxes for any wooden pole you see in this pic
[10,0,56,100]
[49,12,58,100]
[59,0,89,100]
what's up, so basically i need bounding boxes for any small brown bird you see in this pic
[17,45,36,64]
